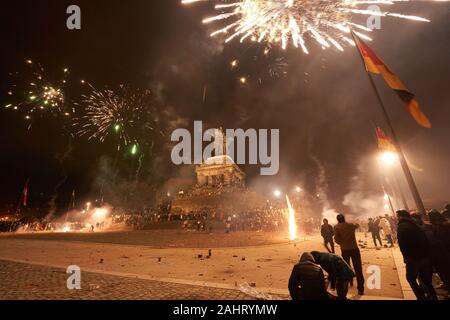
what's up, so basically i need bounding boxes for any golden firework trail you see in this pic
[182,0,445,53]
[74,83,161,149]
[286,194,297,241]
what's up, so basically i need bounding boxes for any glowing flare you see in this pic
[379,151,398,167]
[286,195,297,241]
[92,208,108,221]
[274,189,281,198]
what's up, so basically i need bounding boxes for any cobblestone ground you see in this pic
[0,260,256,300]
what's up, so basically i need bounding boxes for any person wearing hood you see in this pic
[288,252,331,300]
[311,251,355,300]
[397,210,437,300]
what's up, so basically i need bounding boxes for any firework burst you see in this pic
[74,83,161,149]
[4,59,72,122]
[182,0,440,53]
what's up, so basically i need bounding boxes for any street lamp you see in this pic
[274,189,281,198]
[379,151,398,167]
[378,151,409,211]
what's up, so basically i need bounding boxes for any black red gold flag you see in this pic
[354,34,431,128]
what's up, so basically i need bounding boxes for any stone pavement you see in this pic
[0,258,404,301]
[0,260,257,300]
[2,258,447,300]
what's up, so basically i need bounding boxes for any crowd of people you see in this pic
[290,204,450,300]
[0,220,21,232]
[221,208,287,233]
[168,207,288,233]
[2,199,450,301]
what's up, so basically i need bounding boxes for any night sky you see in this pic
[0,0,449,215]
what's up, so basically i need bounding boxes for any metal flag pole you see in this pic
[351,31,426,215]
[381,184,396,216]
[370,121,409,211]
[391,167,410,211]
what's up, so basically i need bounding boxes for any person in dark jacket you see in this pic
[442,204,450,221]
[334,214,365,295]
[385,214,398,242]
[311,251,355,300]
[397,210,437,300]
[321,219,335,253]
[413,213,450,294]
[288,252,331,300]
[368,218,383,248]
[429,210,450,254]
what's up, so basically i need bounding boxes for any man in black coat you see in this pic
[321,219,335,253]
[288,252,332,300]
[368,218,383,248]
[397,210,437,300]
[429,210,450,254]
[413,212,450,295]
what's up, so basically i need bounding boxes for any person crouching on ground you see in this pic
[334,214,365,296]
[311,251,355,300]
[288,252,333,300]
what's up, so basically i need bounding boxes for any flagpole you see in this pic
[371,122,405,211]
[391,168,410,211]
[372,123,401,214]
[387,194,396,216]
[351,32,427,215]
[381,184,396,216]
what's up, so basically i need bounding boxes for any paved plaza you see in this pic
[0,259,257,300]
[0,229,445,300]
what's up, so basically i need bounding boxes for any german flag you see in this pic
[353,33,431,128]
[376,127,396,152]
